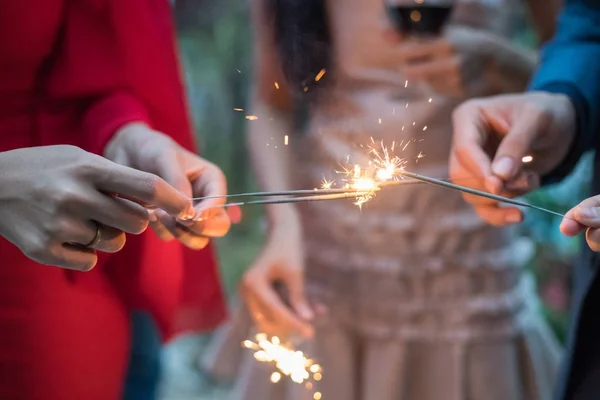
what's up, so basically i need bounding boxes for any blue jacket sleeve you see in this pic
[529,0,600,184]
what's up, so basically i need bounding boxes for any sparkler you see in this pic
[242,333,323,397]
[399,170,566,218]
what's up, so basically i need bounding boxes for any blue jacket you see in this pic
[530,1,600,399]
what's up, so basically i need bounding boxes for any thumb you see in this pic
[560,196,600,237]
[285,269,314,321]
[571,197,600,229]
[491,112,540,182]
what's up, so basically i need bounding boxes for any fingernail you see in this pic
[177,218,195,227]
[492,157,515,179]
[178,205,196,221]
[297,305,314,321]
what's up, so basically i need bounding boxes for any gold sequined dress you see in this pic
[202,0,562,398]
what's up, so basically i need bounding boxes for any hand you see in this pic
[0,145,194,271]
[388,27,506,98]
[105,123,231,249]
[450,92,576,225]
[561,197,600,252]
[239,217,314,338]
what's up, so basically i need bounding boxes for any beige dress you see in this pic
[202,0,562,399]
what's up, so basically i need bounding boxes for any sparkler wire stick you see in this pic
[190,188,376,202]
[400,170,566,219]
[219,192,372,208]
[190,179,422,203]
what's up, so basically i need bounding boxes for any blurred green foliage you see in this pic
[175,0,265,296]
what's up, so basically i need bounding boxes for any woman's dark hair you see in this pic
[266,0,332,94]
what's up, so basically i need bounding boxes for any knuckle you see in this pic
[139,174,161,199]
[524,103,552,125]
[242,270,259,290]
[24,238,53,264]
[52,186,85,212]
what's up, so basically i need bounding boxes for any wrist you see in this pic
[486,37,536,93]
[267,204,301,233]
[103,122,153,163]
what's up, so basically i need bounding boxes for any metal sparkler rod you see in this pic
[190,188,376,202]
[219,191,372,208]
[400,170,566,219]
[190,179,422,203]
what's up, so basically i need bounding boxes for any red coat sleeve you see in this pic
[44,0,152,155]
[41,0,227,337]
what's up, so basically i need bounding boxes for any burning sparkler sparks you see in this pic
[315,68,326,82]
[242,334,322,390]
[329,138,409,206]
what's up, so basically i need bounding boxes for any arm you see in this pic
[402,0,558,98]
[44,0,152,156]
[483,34,538,94]
[238,1,315,338]
[246,0,298,228]
[526,0,562,43]
[465,0,560,94]
[530,0,600,184]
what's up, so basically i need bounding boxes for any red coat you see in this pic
[0,1,226,398]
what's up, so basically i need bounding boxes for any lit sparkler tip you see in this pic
[522,155,533,163]
[242,334,323,388]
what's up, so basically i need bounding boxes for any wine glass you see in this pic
[385,0,455,38]
[384,0,456,98]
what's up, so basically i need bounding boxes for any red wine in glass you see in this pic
[386,1,454,37]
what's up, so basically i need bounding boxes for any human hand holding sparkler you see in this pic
[240,214,316,339]
[106,123,231,249]
[561,197,600,252]
[450,92,576,225]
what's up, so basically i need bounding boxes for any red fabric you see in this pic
[0,1,226,398]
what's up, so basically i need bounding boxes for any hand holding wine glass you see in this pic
[385,0,454,38]
[383,0,455,97]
